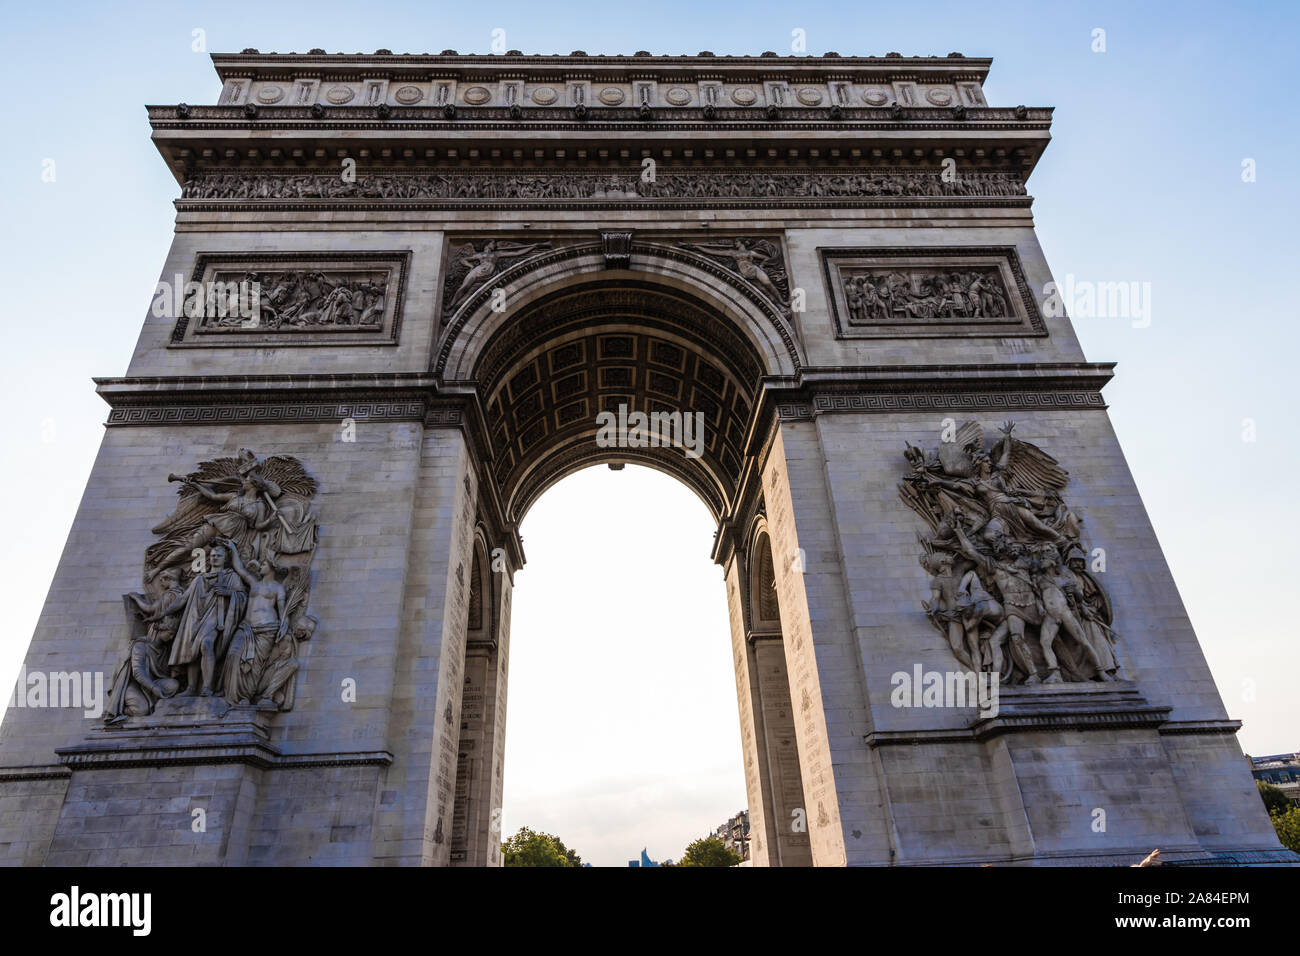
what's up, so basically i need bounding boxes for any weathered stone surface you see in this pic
[0,50,1290,867]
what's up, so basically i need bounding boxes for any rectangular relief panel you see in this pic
[168,250,411,347]
[821,246,1047,339]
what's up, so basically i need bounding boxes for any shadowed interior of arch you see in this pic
[464,278,772,525]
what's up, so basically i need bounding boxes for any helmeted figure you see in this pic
[901,420,1122,685]
[111,450,321,717]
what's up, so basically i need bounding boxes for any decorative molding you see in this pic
[1158,719,1244,737]
[57,743,394,771]
[433,239,803,376]
[971,705,1170,739]
[601,231,633,268]
[156,107,1045,132]
[0,765,72,782]
[424,407,465,427]
[811,391,1105,413]
[168,250,410,347]
[864,686,1170,747]
[96,374,450,430]
[106,401,428,426]
[821,246,1047,339]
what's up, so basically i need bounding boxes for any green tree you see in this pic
[548,833,583,867]
[1270,806,1300,854]
[1257,780,1291,815]
[501,826,581,867]
[676,836,742,868]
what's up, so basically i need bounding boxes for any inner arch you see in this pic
[473,279,770,524]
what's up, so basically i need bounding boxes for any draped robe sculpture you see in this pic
[107,450,320,721]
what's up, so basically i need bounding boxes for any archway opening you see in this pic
[442,272,811,865]
[499,464,745,866]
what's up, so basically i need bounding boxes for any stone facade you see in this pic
[0,50,1291,866]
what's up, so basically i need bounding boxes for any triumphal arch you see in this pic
[1,50,1290,867]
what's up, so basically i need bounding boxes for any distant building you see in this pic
[1248,752,1300,806]
[712,809,750,860]
[628,847,670,867]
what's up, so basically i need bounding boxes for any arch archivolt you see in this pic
[435,240,805,526]
[467,527,494,644]
[435,240,803,381]
[745,515,783,638]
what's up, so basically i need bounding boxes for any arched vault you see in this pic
[435,242,803,524]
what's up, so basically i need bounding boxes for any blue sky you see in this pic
[1,1,1297,865]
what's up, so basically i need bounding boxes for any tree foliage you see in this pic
[1269,806,1300,854]
[501,826,583,867]
[1257,780,1291,815]
[676,836,742,867]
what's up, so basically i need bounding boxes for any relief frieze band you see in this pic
[178,167,1027,208]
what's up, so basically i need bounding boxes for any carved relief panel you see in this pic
[821,247,1047,338]
[167,251,410,347]
[106,450,320,722]
[900,422,1120,686]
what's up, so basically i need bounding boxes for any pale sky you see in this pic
[1,0,1297,867]
[501,467,742,866]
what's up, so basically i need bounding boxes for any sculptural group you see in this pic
[197,269,387,331]
[105,450,320,722]
[180,169,1026,202]
[901,421,1120,685]
[845,268,1011,323]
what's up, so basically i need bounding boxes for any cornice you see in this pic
[211,51,995,81]
[743,362,1114,454]
[863,704,1172,747]
[92,364,1113,424]
[1158,719,1244,737]
[0,765,71,782]
[151,104,1051,129]
[56,742,395,771]
[865,683,1172,747]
